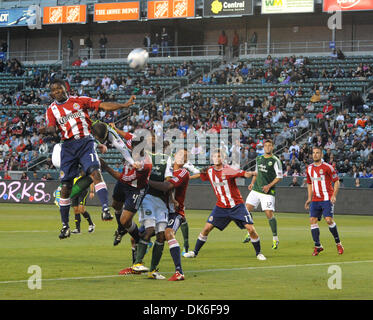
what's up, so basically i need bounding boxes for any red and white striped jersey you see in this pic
[169,168,190,217]
[119,154,152,189]
[200,165,246,208]
[306,161,339,202]
[45,96,101,141]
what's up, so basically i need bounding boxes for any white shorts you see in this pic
[139,194,169,226]
[246,190,276,212]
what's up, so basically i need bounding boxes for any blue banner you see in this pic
[0,7,37,27]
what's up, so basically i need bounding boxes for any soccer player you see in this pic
[244,139,283,249]
[305,146,344,256]
[39,78,135,239]
[71,174,95,234]
[130,135,172,276]
[184,149,266,261]
[147,149,190,281]
[98,142,152,252]
[90,121,140,246]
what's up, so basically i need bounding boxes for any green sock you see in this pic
[150,241,164,271]
[134,240,149,264]
[70,176,93,199]
[180,221,189,252]
[268,217,278,237]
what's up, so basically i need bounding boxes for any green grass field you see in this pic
[0,203,372,300]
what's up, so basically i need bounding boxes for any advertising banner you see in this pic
[203,0,253,17]
[0,7,38,27]
[147,0,195,19]
[261,0,314,14]
[94,2,140,22]
[323,0,373,11]
[43,5,86,24]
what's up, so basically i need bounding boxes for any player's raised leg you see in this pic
[325,213,343,254]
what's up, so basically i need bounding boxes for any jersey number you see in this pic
[90,153,99,163]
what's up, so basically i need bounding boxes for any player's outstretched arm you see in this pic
[39,126,57,135]
[148,180,174,193]
[190,173,201,180]
[244,171,257,178]
[99,95,136,111]
[99,158,121,181]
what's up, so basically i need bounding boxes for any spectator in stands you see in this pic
[218,30,228,56]
[354,178,361,188]
[67,36,74,59]
[289,177,300,187]
[3,171,11,180]
[232,30,239,58]
[143,33,151,52]
[38,140,48,154]
[249,32,257,53]
[81,57,89,67]
[31,171,38,180]
[161,27,170,57]
[323,100,334,114]
[99,34,108,59]
[72,57,82,67]
[310,90,321,103]
[20,172,29,180]
[85,35,93,59]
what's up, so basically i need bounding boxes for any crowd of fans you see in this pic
[0,54,371,186]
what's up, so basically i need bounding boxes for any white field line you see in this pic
[0,260,373,285]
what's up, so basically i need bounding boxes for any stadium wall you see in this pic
[0,180,371,216]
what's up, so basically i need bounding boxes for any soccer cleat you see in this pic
[118,267,140,275]
[132,263,149,273]
[336,243,344,255]
[88,224,95,233]
[183,251,196,258]
[312,246,324,256]
[168,271,185,281]
[59,226,71,239]
[272,239,279,250]
[243,234,251,243]
[101,208,113,221]
[148,269,166,280]
[71,229,81,234]
[256,253,267,261]
[113,230,125,246]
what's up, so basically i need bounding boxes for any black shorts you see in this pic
[112,180,148,213]
[71,188,90,207]
[166,212,186,233]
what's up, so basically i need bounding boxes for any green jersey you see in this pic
[253,154,283,196]
[148,152,172,202]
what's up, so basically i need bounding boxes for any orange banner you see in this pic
[148,0,195,19]
[94,2,140,22]
[43,5,86,24]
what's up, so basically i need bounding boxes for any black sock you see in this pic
[74,214,81,230]
[82,211,93,225]
[115,210,126,233]
[126,221,140,244]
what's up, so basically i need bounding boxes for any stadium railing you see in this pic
[239,40,373,56]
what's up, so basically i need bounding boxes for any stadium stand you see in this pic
[0,54,371,187]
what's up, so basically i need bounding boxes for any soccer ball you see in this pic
[127,48,149,71]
